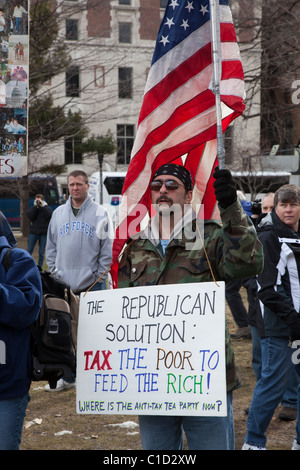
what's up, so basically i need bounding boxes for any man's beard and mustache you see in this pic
[153,196,185,233]
[155,195,174,212]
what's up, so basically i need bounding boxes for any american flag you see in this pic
[111,0,245,285]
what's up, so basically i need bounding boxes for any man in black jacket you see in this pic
[243,184,300,450]
[27,194,53,268]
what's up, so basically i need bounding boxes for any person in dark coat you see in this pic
[0,219,42,450]
[243,184,300,450]
[27,194,53,268]
[0,211,17,247]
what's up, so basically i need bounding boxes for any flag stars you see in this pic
[181,19,190,31]
[200,4,209,15]
[165,17,175,29]
[185,1,194,13]
[159,35,170,46]
[169,0,179,10]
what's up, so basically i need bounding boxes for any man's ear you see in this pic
[185,190,193,204]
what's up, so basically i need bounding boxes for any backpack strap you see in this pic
[2,247,13,271]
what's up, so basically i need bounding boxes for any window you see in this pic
[66,67,80,97]
[117,124,134,165]
[119,0,131,4]
[65,138,83,164]
[119,22,131,43]
[160,0,168,8]
[66,19,78,40]
[118,67,132,99]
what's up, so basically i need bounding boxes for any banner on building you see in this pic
[76,282,227,417]
[0,1,28,177]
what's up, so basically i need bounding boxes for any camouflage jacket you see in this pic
[118,200,264,392]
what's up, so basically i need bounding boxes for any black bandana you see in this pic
[152,164,193,191]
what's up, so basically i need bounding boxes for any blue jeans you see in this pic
[75,280,106,295]
[27,233,47,268]
[250,325,262,381]
[250,326,299,408]
[0,393,29,450]
[139,392,234,450]
[296,365,300,442]
[225,280,249,328]
[15,17,21,32]
[281,366,299,409]
[89,280,106,291]
[245,336,293,448]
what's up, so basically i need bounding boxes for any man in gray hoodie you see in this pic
[45,170,113,391]
[46,170,113,294]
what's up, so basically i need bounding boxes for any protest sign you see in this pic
[76,282,227,417]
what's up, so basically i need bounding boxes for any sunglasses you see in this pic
[150,179,185,191]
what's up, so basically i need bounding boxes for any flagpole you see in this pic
[210,0,226,169]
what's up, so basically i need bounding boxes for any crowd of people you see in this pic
[0,165,300,451]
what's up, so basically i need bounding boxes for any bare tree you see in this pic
[29,0,150,159]
[232,0,300,152]
[10,0,153,233]
[227,0,300,199]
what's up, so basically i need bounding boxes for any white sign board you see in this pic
[76,282,227,417]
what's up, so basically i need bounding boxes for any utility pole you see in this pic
[98,153,103,205]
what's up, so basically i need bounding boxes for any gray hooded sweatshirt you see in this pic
[46,195,113,292]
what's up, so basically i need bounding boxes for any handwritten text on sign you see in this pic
[76,282,226,416]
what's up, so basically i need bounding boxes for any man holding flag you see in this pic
[117,164,263,450]
[113,0,262,450]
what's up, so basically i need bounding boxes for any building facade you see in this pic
[30,0,167,195]
[29,0,300,197]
